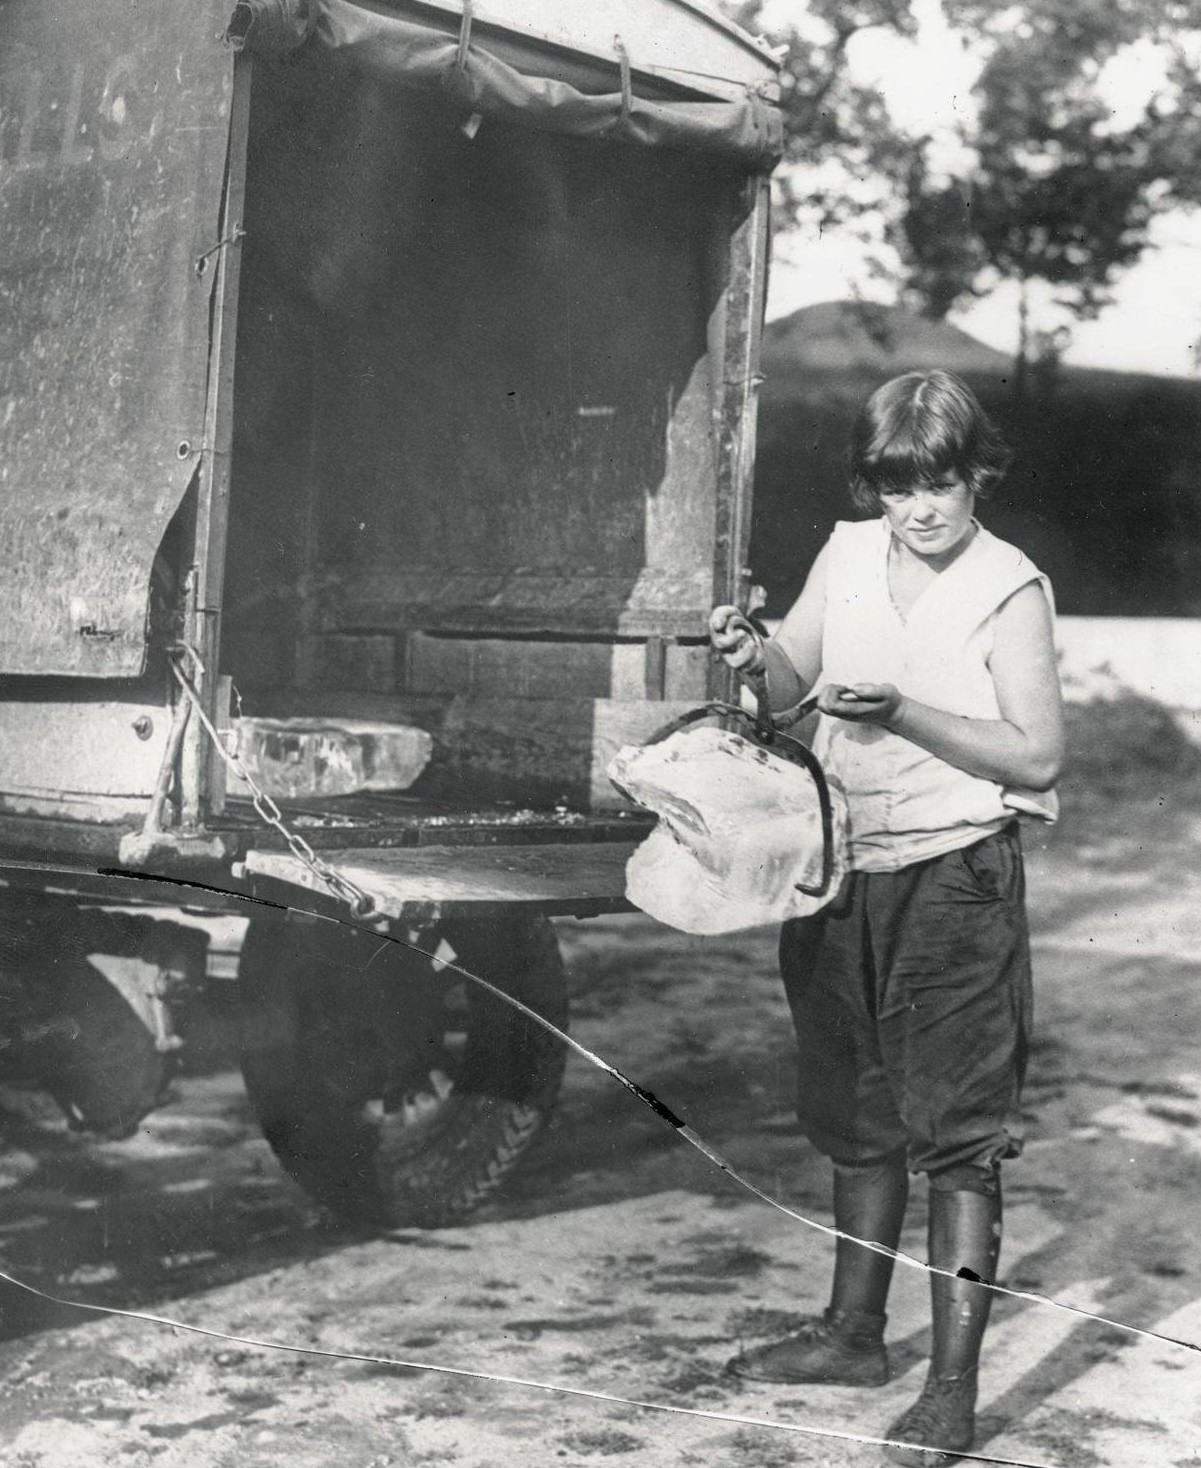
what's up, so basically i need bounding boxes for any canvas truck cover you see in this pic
[0,0,235,677]
[229,0,782,169]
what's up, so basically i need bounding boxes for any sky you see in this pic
[762,0,1201,379]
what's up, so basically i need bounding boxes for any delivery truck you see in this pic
[0,0,780,1226]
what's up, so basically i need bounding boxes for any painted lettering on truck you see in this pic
[0,55,160,171]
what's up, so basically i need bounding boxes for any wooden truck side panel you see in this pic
[0,0,778,848]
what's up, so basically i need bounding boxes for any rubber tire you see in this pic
[39,959,166,1137]
[8,912,166,1140]
[236,910,568,1228]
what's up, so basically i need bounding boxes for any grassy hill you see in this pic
[751,301,1201,618]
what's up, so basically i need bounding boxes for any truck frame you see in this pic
[0,0,780,1227]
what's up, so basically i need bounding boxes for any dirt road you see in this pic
[2,777,1201,1467]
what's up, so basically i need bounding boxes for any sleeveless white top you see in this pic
[811,517,1058,872]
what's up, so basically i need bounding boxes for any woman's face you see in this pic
[879,474,976,561]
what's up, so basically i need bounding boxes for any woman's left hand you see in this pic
[818,682,903,725]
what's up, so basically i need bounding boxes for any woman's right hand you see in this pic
[708,605,765,676]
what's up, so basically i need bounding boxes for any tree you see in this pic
[895,0,1201,391]
[723,0,920,236]
[725,0,1201,386]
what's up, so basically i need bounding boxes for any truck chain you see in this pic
[169,650,377,919]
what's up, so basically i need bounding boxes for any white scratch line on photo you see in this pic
[0,1264,1059,1468]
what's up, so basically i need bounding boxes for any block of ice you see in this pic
[608,725,847,934]
[232,717,432,800]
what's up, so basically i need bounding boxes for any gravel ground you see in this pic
[2,727,1201,1468]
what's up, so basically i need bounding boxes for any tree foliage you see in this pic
[900,0,1201,340]
[728,0,1201,373]
[724,0,920,232]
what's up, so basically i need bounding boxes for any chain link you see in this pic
[169,653,377,919]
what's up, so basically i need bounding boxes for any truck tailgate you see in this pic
[240,840,640,921]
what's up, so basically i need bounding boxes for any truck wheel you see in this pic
[4,904,168,1140]
[36,958,167,1138]
[237,910,567,1228]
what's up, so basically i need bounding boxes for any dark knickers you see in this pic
[780,825,1031,1181]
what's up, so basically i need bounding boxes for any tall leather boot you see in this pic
[884,1179,1002,1464]
[728,1153,908,1385]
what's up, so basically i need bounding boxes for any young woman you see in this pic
[710,370,1063,1464]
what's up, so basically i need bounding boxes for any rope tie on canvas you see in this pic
[455,0,473,69]
[613,36,633,127]
[453,0,484,138]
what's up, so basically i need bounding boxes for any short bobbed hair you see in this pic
[848,370,1012,512]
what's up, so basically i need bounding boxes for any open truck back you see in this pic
[0,0,780,1226]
